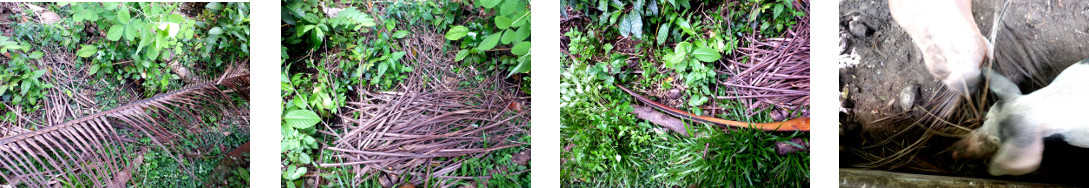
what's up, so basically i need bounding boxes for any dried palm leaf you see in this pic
[0,63,248,187]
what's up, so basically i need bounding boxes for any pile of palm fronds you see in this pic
[0,63,249,187]
[319,84,527,186]
[312,13,530,186]
[718,2,810,119]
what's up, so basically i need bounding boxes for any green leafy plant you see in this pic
[0,36,53,125]
[65,2,202,96]
[446,0,531,79]
[197,2,251,67]
[281,107,321,187]
[661,40,720,113]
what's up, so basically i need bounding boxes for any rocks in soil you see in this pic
[899,84,917,112]
[379,173,401,188]
[771,110,788,122]
[847,13,872,37]
[511,149,530,166]
[38,11,59,24]
[775,137,809,155]
[840,27,851,54]
[666,88,683,99]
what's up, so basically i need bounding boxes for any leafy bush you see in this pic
[0,36,52,125]
[446,0,532,80]
[54,2,247,96]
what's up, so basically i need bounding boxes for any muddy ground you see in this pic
[840,0,1089,185]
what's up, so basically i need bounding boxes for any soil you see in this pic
[840,0,1089,185]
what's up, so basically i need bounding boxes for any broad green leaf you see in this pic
[495,16,512,29]
[511,42,531,56]
[285,165,306,180]
[481,0,501,8]
[125,21,141,41]
[296,25,315,37]
[629,11,643,38]
[668,52,686,66]
[677,19,696,36]
[206,2,223,10]
[209,27,224,35]
[388,51,406,62]
[511,11,529,28]
[28,51,43,59]
[283,110,321,130]
[656,24,669,45]
[117,6,130,23]
[30,70,46,80]
[106,25,124,41]
[20,82,30,95]
[691,48,721,62]
[514,26,530,42]
[373,62,388,83]
[392,30,409,39]
[76,45,97,58]
[774,4,784,19]
[102,2,119,10]
[507,57,530,78]
[500,0,521,16]
[500,29,516,44]
[455,49,470,61]
[167,14,185,24]
[445,26,469,40]
[147,41,161,60]
[476,32,501,51]
[618,14,632,37]
[675,42,692,54]
[89,64,99,75]
[298,151,312,164]
[647,0,659,16]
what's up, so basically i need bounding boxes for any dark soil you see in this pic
[840,0,1089,186]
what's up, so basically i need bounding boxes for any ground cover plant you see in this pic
[0,2,250,187]
[560,0,810,187]
[280,0,530,187]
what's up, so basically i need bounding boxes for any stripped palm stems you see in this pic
[721,15,810,118]
[0,64,249,187]
[320,82,528,186]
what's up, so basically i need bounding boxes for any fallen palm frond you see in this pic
[0,63,249,187]
[719,9,810,118]
[314,19,529,186]
[320,85,526,186]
